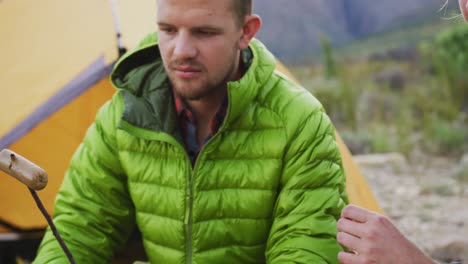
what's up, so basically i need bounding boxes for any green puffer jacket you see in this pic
[34,33,348,264]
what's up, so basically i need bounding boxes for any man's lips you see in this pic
[173,67,202,78]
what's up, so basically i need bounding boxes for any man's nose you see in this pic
[173,32,197,60]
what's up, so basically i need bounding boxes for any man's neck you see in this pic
[187,88,227,125]
[187,89,226,144]
[187,56,244,144]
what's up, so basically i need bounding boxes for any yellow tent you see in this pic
[0,0,381,257]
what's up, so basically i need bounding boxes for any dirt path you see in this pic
[355,154,468,262]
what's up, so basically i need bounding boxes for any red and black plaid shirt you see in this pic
[173,93,228,164]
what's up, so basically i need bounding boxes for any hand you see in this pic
[336,205,436,264]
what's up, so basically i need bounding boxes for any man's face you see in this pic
[157,0,243,101]
[460,0,468,22]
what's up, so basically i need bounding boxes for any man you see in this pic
[336,4,468,263]
[33,0,347,263]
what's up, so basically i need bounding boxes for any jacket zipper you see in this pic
[171,143,192,264]
[185,152,202,264]
[185,127,230,263]
[183,94,232,264]
[185,167,193,264]
[120,93,232,264]
[120,123,196,263]
[147,138,195,264]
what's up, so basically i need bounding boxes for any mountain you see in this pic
[253,0,454,62]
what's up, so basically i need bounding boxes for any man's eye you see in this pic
[161,28,176,34]
[196,30,217,36]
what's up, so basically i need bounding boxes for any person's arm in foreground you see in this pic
[337,204,436,264]
[33,94,135,263]
[266,98,348,263]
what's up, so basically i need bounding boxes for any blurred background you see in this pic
[255,0,468,262]
[1,0,467,263]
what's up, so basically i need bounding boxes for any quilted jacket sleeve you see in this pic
[266,102,348,263]
[33,93,135,264]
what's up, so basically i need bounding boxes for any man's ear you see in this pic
[238,15,262,50]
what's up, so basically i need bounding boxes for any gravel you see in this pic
[357,154,468,262]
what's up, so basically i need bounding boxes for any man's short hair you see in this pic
[231,0,252,26]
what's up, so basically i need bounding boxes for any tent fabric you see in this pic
[0,0,382,233]
[0,57,112,149]
[0,77,115,230]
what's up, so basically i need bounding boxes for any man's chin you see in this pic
[173,86,207,101]
[176,93,206,101]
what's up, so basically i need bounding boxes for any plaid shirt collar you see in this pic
[173,91,228,163]
[173,93,228,138]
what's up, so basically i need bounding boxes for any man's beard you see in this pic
[168,59,236,101]
[167,43,239,101]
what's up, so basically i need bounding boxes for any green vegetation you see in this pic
[320,35,337,79]
[333,14,462,60]
[432,23,468,114]
[291,19,468,157]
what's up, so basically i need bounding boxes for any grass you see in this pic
[289,18,468,158]
[333,14,461,60]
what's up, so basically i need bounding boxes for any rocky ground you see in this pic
[355,153,468,263]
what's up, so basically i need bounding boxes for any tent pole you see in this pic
[109,0,127,56]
